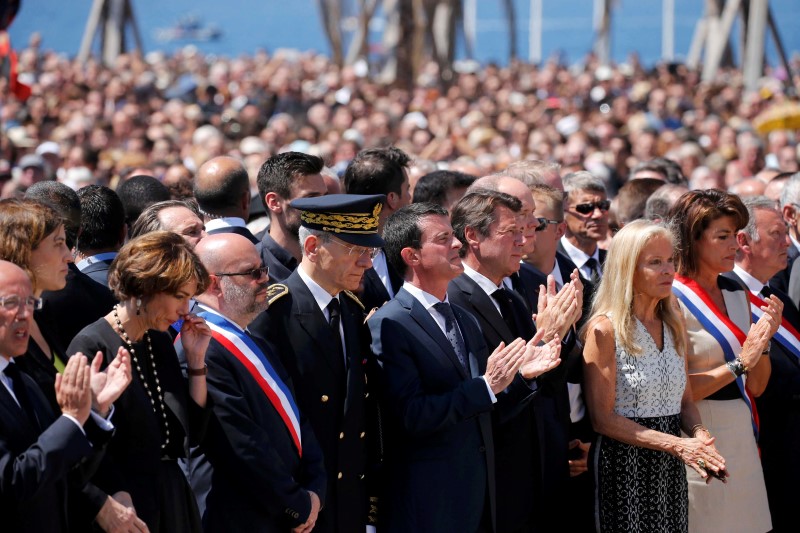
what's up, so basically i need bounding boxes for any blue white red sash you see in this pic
[749,292,800,362]
[672,275,758,437]
[185,307,303,456]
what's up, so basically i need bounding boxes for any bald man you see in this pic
[193,234,326,532]
[193,156,259,244]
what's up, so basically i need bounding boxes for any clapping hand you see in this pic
[519,329,561,380]
[56,354,92,425]
[534,274,581,341]
[740,295,782,368]
[86,348,132,418]
[485,338,527,394]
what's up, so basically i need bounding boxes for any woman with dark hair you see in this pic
[668,189,780,532]
[583,220,726,532]
[0,198,72,411]
[68,231,212,532]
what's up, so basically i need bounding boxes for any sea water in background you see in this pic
[9,0,800,67]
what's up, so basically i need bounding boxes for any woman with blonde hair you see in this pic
[583,220,726,532]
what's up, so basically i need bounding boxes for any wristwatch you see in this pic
[725,358,748,377]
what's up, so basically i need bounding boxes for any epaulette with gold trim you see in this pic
[342,290,365,310]
[267,283,289,305]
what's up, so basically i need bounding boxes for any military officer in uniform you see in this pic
[250,194,385,532]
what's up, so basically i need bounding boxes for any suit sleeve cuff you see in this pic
[481,376,497,403]
[61,414,86,436]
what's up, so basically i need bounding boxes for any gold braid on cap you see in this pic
[300,203,382,234]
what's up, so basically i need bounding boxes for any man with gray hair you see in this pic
[194,156,258,244]
[771,171,800,295]
[723,196,800,533]
[504,159,563,190]
[558,171,609,284]
[250,194,385,533]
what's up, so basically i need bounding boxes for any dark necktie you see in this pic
[492,287,521,339]
[327,297,347,372]
[760,285,772,298]
[585,257,601,285]
[433,302,469,372]
[4,363,41,430]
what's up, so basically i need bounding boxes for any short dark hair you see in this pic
[256,151,324,201]
[109,231,210,301]
[412,170,476,206]
[451,189,522,257]
[77,185,126,253]
[24,181,81,249]
[383,203,448,277]
[668,189,748,276]
[616,178,665,226]
[116,175,170,229]
[344,146,410,197]
[632,157,687,186]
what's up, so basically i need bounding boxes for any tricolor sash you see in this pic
[672,275,759,437]
[191,308,303,456]
[749,292,800,362]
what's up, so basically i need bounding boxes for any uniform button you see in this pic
[321,395,329,403]
[359,474,365,480]
[337,472,343,479]
[339,432,344,439]
[360,431,365,438]
[364,392,369,398]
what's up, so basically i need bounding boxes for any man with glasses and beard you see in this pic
[250,194,385,533]
[193,233,326,532]
[558,171,610,285]
[256,152,328,282]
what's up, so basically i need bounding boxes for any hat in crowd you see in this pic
[291,194,386,248]
[36,141,60,157]
[18,154,45,170]
[6,126,37,148]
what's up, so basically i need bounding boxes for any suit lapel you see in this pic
[455,275,514,342]
[364,268,391,302]
[397,289,469,379]
[0,378,41,438]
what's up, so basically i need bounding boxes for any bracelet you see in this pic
[690,424,710,438]
[188,364,208,376]
[761,349,770,355]
[725,357,748,378]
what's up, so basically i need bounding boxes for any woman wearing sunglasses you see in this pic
[68,231,212,532]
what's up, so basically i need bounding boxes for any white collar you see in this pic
[297,264,337,314]
[462,263,503,297]
[559,236,599,268]
[204,217,247,232]
[733,264,765,295]
[402,281,448,310]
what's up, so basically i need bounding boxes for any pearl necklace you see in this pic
[113,305,171,450]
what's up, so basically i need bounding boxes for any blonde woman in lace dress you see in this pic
[583,220,726,533]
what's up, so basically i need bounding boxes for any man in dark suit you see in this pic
[558,171,609,285]
[447,189,580,533]
[344,147,411,310]
[726,196,800,533]
[74,185,126,288]
[0,260,129,533]
[771,172,800,298]
[194,156,259,244]
[250,194,388,532]
[369,202,561,533]
[194,234,326,532]
[256,152,328,282]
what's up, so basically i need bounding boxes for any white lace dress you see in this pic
[593,318,688,533]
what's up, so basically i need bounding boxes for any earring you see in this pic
[136,298,142,316]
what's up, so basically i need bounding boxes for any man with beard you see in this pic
[250,194,385,532]
[194,233,326,532]
[256,152,328,282]
[558,171,610,284]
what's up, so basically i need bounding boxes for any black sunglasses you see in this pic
[535,218,562,232]
[572,200,611,215]
[214,266,269,280]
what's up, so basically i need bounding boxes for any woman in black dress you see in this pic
[69,231,212,532]
[0,198,72,412]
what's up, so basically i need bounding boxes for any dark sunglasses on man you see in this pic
[571,200,611,215]
[535,218,562,232]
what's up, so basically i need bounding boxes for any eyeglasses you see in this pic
[535,218,562,232]
[214,266,270,280]
[571,200,611,215]
[327,238,380,259]
[0,295,42,311]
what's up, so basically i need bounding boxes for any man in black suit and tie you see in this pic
[344,147,410,310]
[194,233,326,532]
[447,189,580,533]
[194,156,260,244]
[250,194,388,532]
[74,185,126,288]
[558,171,610,286]
[256,152,328,282]
[0,260,132,532]
[771,172,800,299]
[726,196,800,533]
[369,202,561,533]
